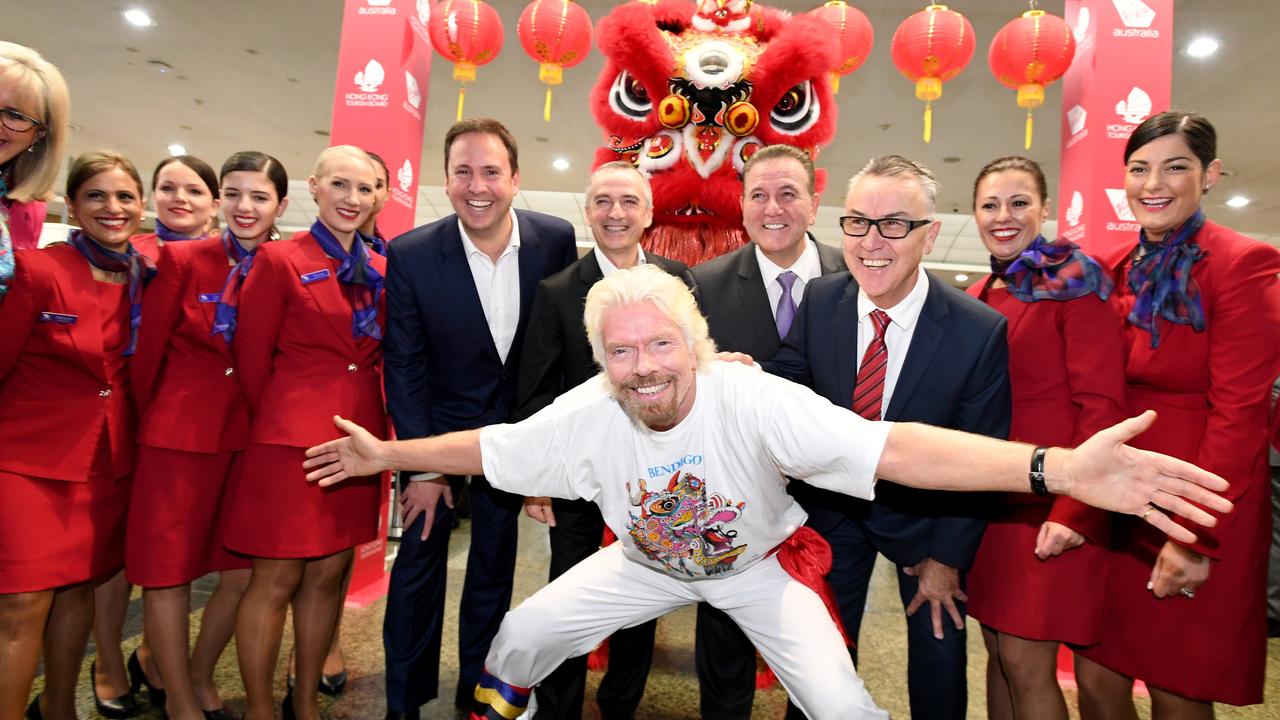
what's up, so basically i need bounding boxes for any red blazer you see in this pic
[1104,220,1280,557]
[234,232,388,447]
[130,233,162,264]
[132,238,249,453]
[5,198,46,250]
[0,243,136,481]
[968,281,1129,541]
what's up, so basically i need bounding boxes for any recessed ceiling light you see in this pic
[167,143,186,156]
[954,273,969,282]
[552,157,570,171]
[1225,195,1250,208]
[1185,36,1219,58]
[123,8,154,27]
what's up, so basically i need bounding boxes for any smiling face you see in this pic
[309,155,377,240]
[67,167,145,251]
[740,156,820,267]
[602,300,698,432]
[0,80,43,167]
[1124,133,1220,242]
[974,169,1050,261]
[221,170,287,249]
[586,167,653,265]
[153,161,219,236]
[844,174,939,309]
[445,131,520,245]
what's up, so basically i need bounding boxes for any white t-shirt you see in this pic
[480,362,889,581]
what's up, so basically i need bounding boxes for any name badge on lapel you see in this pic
[38,311,78,324]
[300,269,331,285]
[198,292,222,303]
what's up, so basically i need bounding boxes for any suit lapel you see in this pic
[438,221,502,362]
[575,252,604,296]
[290,235,356,349]
[884,274,946,421]
[196,244,232,361]
[515,212,540,327]
[835,280,860,406]
[49,247,108,381]
[735,246,778,350]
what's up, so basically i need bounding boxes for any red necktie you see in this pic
[851,310,891,420]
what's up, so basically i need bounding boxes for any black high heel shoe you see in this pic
[91,660,140,718]
[282,689,298,720]
[127,649,167,712]
[318,669,348,697]
[25,695,42,720]
[202,708,240,720]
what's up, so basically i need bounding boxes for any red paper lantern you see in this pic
[989,9,1075,149]
[890,4,976,143]
[806,1,875,95]
[428,0,505,121]
[518,0,593,122]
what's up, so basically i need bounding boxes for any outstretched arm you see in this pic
[303,416,483,485]
[877,411,1231,545]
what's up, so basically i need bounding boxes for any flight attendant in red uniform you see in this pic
[93,153,225,718]
[962,156,1127,720]
[225,145,387,720]
[1075,112,1280,717]
[126,151,290,720]
[0,151,151,720]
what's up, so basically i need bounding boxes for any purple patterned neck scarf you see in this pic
[309,220,383,340]
[154,219,206,242]
[364,227,386,257]
[210,230,258,344]
[990,235,1113,303]
[67,229,157,356]
[1126,210,1206,348]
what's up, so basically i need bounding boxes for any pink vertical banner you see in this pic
[330,0,434,241]
[1057,0,1173,260]
[329,0,434,606]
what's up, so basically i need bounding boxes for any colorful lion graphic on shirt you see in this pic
[626,471,747,577]
[591,0,841,266]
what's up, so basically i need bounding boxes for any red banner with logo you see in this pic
[1057,0,1173,260]
[330,0,433,241]
[329,0,434,605]
[1055,0,1172,689]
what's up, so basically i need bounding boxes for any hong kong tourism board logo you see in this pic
[391,159,416,210]
[1106,87,1151,140]
[346,59,390,108]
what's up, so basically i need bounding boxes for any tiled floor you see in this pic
[37,513,1280,718]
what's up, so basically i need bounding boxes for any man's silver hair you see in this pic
[846,155,941,214]
[584,265,716,370]
[585,161,653,208]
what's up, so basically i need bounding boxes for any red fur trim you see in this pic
[643,222,747,267]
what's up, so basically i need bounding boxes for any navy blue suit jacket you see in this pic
[768,270,1011,571]
[383,210,577,439]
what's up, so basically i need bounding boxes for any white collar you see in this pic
[594,245,647,277]
[458,208,521,259]
[753,234,821,286]
[857,265,930,331]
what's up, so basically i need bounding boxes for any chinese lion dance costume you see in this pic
[591,0,842,266]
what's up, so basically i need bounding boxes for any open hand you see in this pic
[303,416,387,486]
[903,558,967,640]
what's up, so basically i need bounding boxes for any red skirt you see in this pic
[0,470,130,593]
[126,446,251,587]
[222,443,379,559]
[966,502,1106,645]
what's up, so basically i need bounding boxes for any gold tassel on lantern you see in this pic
[1017,82,1045,150]
[539,63,563,122]
[453,62,477,122]
[915,77,942,144]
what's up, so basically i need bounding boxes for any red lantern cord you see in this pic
[988,9,1075,149]
[807,1,874,96]
[428,0,505,121]
[890,4,976,143]
[518,0,593,122]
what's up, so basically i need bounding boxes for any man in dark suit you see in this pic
[381,118,577,720]
[514,161,694,720]
[689,144,845,720]
[768,155,1010,720]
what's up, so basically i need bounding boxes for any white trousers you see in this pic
[483,543,887,720]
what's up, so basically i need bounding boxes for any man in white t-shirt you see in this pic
[304,266,1232,720]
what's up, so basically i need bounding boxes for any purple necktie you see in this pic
[775,270,798,340]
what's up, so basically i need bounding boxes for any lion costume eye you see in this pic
[769,80,819,135]
[609,71,653,120]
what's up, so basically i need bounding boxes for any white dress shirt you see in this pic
[755,235,824,318]
[458,210,523,364]
[855,265,930,415]
[594,245,646,277]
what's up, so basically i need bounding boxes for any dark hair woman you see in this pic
[129,155,222,261]
[962,156,1128,720]
[0,151,151,720]
[1074,111,1280,717]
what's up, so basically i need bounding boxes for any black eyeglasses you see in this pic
[839,215,933,239]
[0,108,45,135]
